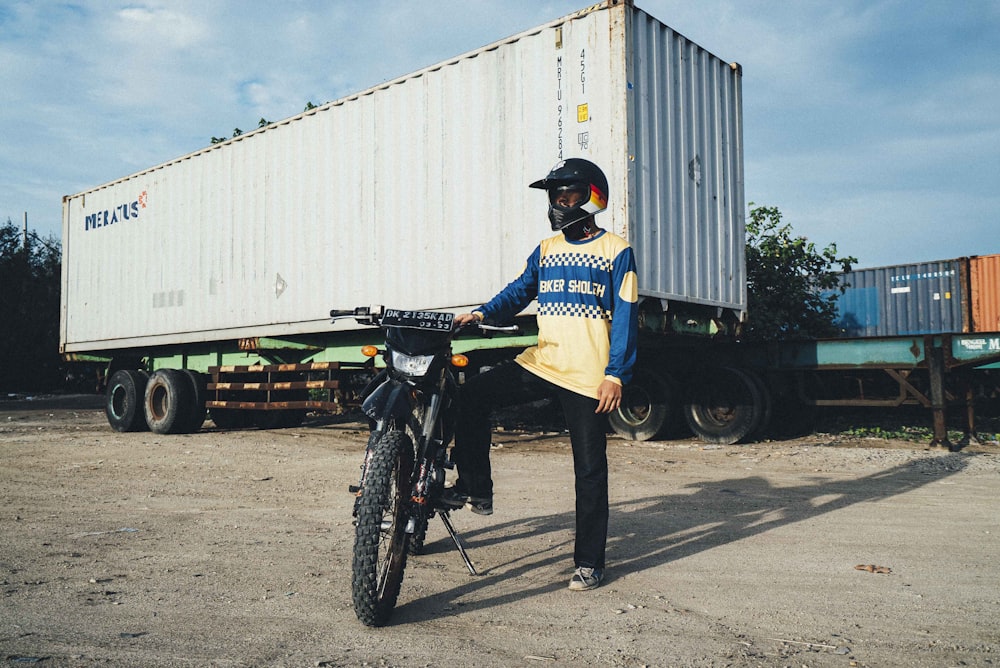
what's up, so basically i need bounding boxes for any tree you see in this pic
[0,218,64,392]
[211,128,245,144]
[210,102,318,144]
[743,204,856,342]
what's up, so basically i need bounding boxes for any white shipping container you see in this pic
[61,0,744,354]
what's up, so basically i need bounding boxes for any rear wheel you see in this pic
[352,430,414,627]
[609,370,674,441]
[144,369,195,434]
[105,370,150,432]
[683,367,764,445]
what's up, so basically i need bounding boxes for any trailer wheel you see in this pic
[180,370,207,433]
[609,370,673,441]
[144,369,196,434]
[683,367,764,445]
[106,370,150,432]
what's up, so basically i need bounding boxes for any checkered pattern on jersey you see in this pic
[537,302,611,320]
[539,252,614,273]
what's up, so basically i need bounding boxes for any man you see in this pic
[442,158,639,591]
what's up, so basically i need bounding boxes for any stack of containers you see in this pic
[834,255,1000,337]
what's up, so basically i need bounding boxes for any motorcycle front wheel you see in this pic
[351,430,414,627]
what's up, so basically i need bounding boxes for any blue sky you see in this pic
[2,0,998,268]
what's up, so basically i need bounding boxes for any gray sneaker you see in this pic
[568,567,604,591]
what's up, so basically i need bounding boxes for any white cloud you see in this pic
[115,4,209,48]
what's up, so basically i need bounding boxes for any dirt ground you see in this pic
[1,395,998,668]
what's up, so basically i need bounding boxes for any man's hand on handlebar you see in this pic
[454,312,482,327]
[454,312,519,335]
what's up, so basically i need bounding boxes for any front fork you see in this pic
[409,390,445,503]
[405,383,452,532]
[350,375,450,519]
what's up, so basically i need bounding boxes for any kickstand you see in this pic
[439,511,478,575]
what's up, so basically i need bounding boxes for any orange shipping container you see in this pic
[969,254,1000,332]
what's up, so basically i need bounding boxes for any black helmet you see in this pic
[529,158,609,231]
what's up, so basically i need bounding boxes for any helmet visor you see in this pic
[549,185,590,208]
[549,183,607,215]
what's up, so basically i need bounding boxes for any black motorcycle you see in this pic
[330,305,516,627]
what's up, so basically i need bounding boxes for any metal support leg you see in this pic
[957,373,982,447]
[439,511,478,575]
[927,345,954,451]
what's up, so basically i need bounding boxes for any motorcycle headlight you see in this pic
[391,350,435,377]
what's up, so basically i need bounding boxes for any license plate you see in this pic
[381,309,455,331]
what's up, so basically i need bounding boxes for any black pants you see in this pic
[451,362,609,569]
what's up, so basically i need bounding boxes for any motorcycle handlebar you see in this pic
[477,322,520,334]
[330,305,384,323]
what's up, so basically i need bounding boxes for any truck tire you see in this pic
[105,370,150,432]
[180,370,207,433]
[683,366,764,445]
[609,369,673,441]
[144,369,195,434]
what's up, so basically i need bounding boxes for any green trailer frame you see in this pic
[746,333,1000,449]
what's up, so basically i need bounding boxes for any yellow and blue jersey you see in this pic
[478,229,639,399]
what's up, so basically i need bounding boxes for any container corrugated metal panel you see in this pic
[969,254,1000,332]
[627,9,745,311]
[835,260,969,337]
[61,1,744,353]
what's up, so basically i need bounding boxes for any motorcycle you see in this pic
[330,305,517,627]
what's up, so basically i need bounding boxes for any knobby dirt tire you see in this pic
[105,370,150,432]
[352,430,414,627]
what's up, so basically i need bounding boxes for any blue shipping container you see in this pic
[834,260,969,337]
